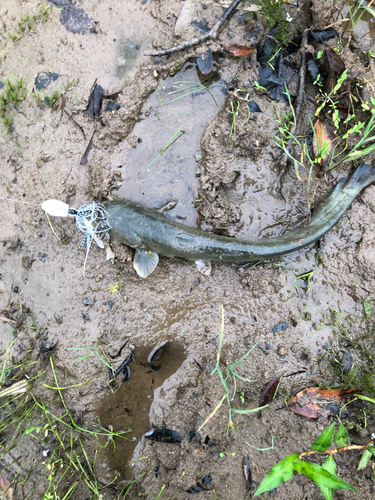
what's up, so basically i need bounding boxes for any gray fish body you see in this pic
[105,163,375,275]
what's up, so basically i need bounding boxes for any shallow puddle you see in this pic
[336,0,375,48]
[114,62,226,226]
[95,342,186,481]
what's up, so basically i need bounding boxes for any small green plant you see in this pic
[255,421,375,497]
[219,451,235,458]
[191,197,203,208]
[67,344,113,370]
[259,0,291,47]
[0,76,27,133]
[295,270,315,296]
[44,91,62,109]
[198,306,265,432]
[346,0,373,31]
[361,96,375,114]
[108,280,119,293]
[8,5,52,43]
[227,100,240,142]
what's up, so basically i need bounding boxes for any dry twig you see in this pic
[144,0,243,57]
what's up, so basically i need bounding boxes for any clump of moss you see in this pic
[0,77,27,134]
[8,5,52,42]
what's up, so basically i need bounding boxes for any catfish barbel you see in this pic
[104,162,375,278]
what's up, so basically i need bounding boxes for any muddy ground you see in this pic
[1,0,375,499]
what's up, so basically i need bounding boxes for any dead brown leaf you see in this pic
[289,387,355,419]
[0,474,13,499]
[321,48,345,76]
[259,377,280,407]
[228,44,256,57]
[337,106,349,120]
[313,118,336,166]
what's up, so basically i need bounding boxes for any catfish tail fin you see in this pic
[347,162,375,189]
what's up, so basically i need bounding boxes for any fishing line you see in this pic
[0,196,42,208]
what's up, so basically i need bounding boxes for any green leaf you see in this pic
[254,454,299,496]
[364,296,371,316]
[298,461,357,491]
[320,455,337,500]
[367,446,375,455]
[335,423,350,448]
[311,423,335,452]
[231,405,267,414]
[358,449,372,470]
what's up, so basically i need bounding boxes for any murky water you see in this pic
[95,342,186,481]
[114,62,226,226]
[336,0,375,49]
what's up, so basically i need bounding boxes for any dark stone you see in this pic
[273,322,289,333]
[202,474,212,485]
[38,252,47,262]
[311,28,339,44]
[105,102,120,111]
[190,19,210,34]
[341,350,353,373]
[34,72,60,90]
[82,297,96,306]
[245,28,259,40]
[248,100,262,113]
[59,6,93,34]
[145,429,182,443]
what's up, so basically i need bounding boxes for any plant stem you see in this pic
[298,438,375,460]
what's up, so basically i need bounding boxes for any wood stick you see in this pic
[144,0,243,57]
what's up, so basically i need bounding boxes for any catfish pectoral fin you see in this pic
[134,249,159,278]
[195,260,212,276]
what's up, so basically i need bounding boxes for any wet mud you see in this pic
[95,342,186,481]
[1,0,375,499]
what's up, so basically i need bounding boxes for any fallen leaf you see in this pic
[0,316,16,324]
[257,23,279,66]
[321,48,345,76]
[289,387,355,419]
[186,482,207,494]
[310,28,339,44]
[228,44,256,57]
[259,377,280,406]
[313,118,336,166]
[0,474,13,499]
[323,73,337,94]
[337,106,349,120]
[87,80,105,116]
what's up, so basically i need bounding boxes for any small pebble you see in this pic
[263,370,270,379]
[153,69,158,78]
[273,322,288,333]
[277,345,288,357]
[224,290,230,297]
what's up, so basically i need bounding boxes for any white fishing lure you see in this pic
[41,199,70,217]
